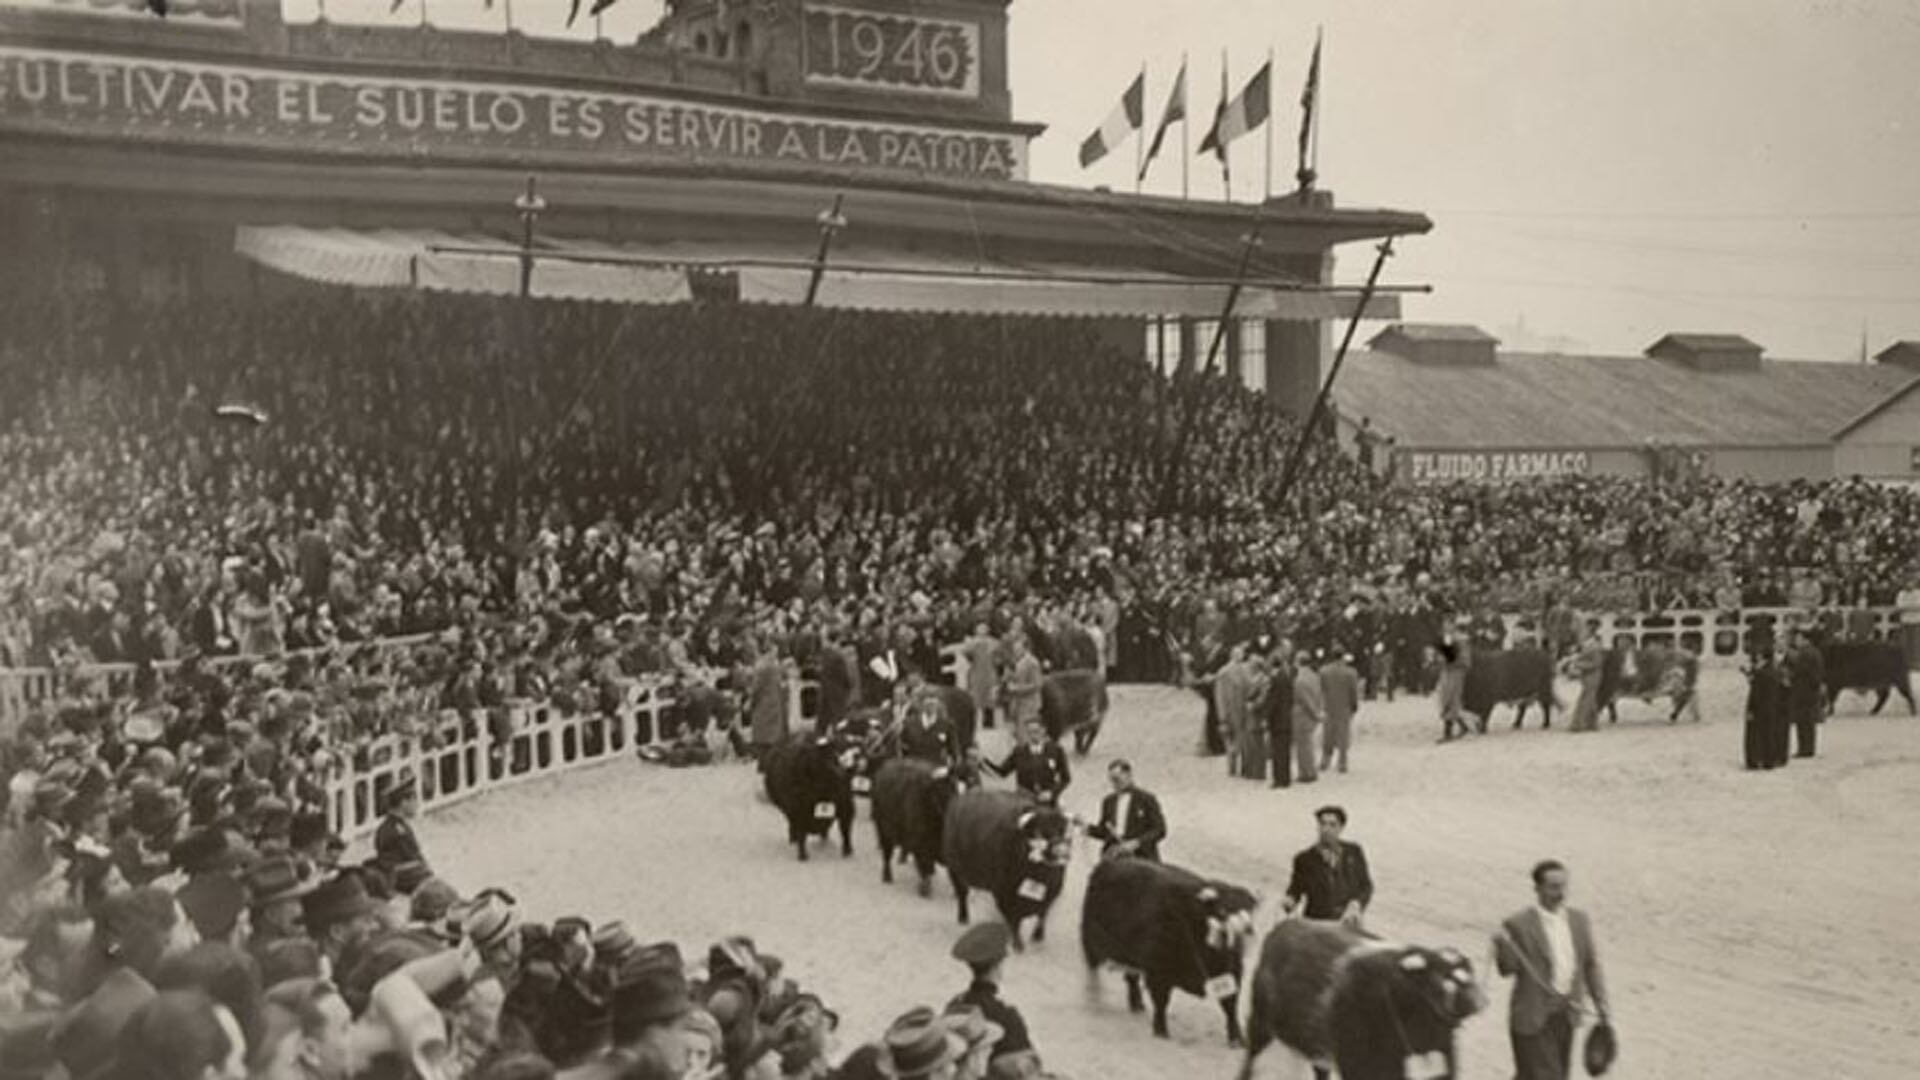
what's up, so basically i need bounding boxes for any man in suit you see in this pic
[986,722,1070,804]
[1318,653,1361,775]
[1282,805,1372,927]
[1003,635,1044,736]
[1494,859,1610,1080]
[373,779,425,874]
[1084,759,1166,862]
[1263,640,1297,789]
[1289,652,1325,784]
[1786,628,1826,759]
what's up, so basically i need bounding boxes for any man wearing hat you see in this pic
[288,812,344,877]
[608,943,696,1075]
[0,782,71,934]
[244,854,318,959]
[946,925,1038,1080]
[460,889,525,982]
[302,874,383,970]
[115,778,185,887]
[373,778,425,875]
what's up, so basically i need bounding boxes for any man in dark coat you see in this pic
[898,690,959,766]
[1084,759,1166,862]
[1744,646,1787,770]
[948,923,1041,1079]
[373,781,425,873]
[1282,805,1374,926]
[1264,645,1296,789]
[1786,629,1826,759]
[986,723,1071,804]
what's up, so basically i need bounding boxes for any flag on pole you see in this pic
[1139,60,1187,182]
[1297,32,1322,175]
[1199,60,1272,159]
[1079,71,1146,169]
[389,0,405,12]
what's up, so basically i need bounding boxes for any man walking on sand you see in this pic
[1290,652,1324,784]
[1494,859,1610,1080]
[1318,653,1360,775]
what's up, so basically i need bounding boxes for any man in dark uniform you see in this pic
[373,777,425,874]
[986,723,1070,804]
[1084,759,1166,862]
[1282,805,1374,927]
[1743,641,1787,770]
[949,923,1041,1080]
[1786,628,1826,759]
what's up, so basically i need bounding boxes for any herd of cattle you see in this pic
[1463,634,1914,729]
[751,669,1490,1079]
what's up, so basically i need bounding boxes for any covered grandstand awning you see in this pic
[234,225,1403,320]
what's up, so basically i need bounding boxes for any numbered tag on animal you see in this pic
[1204,974,1238,1000]
[1017,878,1048,902]
[851,776,871,793]
[1403,1050,1449,1080]
[1027,838,1049,864]
[814,801,837,821]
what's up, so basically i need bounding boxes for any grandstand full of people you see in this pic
[4,286,1920,1080]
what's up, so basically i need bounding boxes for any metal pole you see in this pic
[515,175,547,299]
[804,194,849,307]
[1263,46,1274,201]
[1201,207,1267,376]
[1271,237,1395,515]
[1181,51,1190,201]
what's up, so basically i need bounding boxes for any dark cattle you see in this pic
[1598,644,1701,723]
[1040,670,1109,755]
[942,788,1073,949]
[760,733,857,862]
[1820,640,1916,715]
[1462,647,1557,731]
[1240,919,1486,1080]
[870,758,966,897]
[1080,858,1259,1046]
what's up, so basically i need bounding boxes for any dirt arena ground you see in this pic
[413,671,1920,1079]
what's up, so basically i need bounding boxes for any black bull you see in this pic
[943,788,1073,948]
[760,733,857,862]
[1598,644,1702,724]
[1240,919,1486,1080]
[1040,670,1108,755]
[1461,647,1557,730]
[1820,640,1916,715]
[871,758,965,897]
[1080,857,1259,1046]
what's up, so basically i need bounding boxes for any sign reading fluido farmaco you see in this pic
[802,3,980,99]
[0,46,1023,180]
[1403,450,1593,485]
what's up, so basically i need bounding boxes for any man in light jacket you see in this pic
[1494,859,1610,1080]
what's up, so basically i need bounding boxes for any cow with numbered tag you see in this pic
[870,757,969,897]
[941,788,1073,949]
[1079,857,1260,1046]
[760,730,857,862]
[1040,669,1109,756]
[1239,918,1486,1080]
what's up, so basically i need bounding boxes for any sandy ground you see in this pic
[414,671,1920,1079]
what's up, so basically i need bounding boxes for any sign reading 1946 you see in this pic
[803,3,979,99]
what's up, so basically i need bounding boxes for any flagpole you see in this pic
[1180,51,1190,200]
[1263,46,1274,201]
[1135,64,1146,196]
[503,0,513,32]
[1220,50,1232,201]
[1312,31,1324,185]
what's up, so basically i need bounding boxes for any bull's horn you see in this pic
[1398,952,1429,971]
[931,767,950,780]
[1017,811,1036,831]
[1197,887,1219,903]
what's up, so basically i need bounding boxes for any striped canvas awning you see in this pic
[233,225,1399,320]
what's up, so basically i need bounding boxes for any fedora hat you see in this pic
[245,853,319,906]
[592,921,639,969]
[879,1007,962,1079]
[611,943,693,1029]
[939,1003,1003,1054]
[409,878,461,925]
[302,873,380,931]
[458,892,521,952]
[171,827,251,876]
[176,871,247,941]
[1584,1019,1618,1076]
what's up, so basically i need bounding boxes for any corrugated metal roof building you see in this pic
[1335,324,1920,484]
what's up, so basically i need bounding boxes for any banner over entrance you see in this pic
[0,46,1028,182]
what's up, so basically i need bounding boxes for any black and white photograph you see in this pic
[1,1,1916,1078]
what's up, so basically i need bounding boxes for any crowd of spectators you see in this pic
[4,289,1915,685]
[3,284,1920,1080]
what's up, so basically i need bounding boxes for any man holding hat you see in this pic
[946,924,1039,1080]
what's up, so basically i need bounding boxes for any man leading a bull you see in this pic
[1786,628,1826,759]
[1281,806,1373,929]
[1493,859,1611,1080]
[983,722,1070,805]
[1081,759,1166,862]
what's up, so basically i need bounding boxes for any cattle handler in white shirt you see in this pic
[1493,859,1611,1080]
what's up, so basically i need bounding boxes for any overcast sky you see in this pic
[280,0,1920,359]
